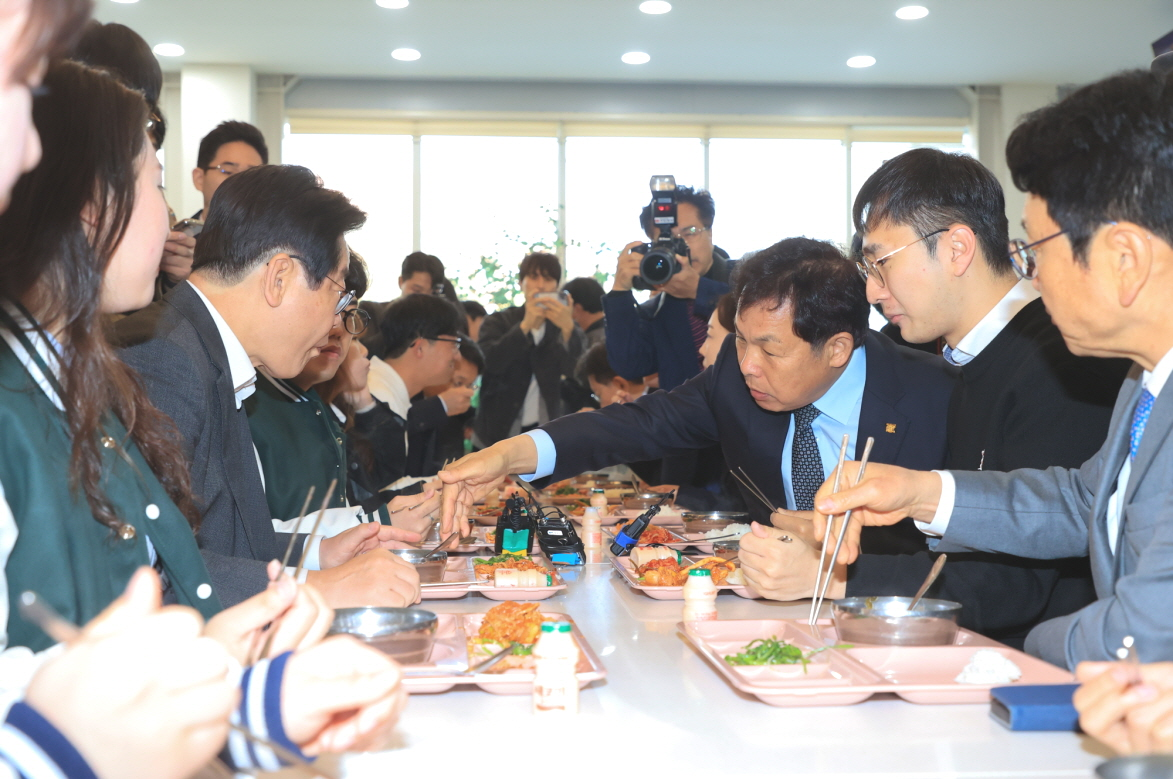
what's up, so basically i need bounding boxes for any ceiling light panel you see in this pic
[621,51,651,65]
[846,55,876,68]
[639,1,672,14]
[895,6,929,20]
[152,43,185,57]
[391,48,421,61]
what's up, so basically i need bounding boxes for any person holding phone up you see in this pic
[474,252,587,446]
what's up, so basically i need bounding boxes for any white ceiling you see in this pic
[94,0,1171,86]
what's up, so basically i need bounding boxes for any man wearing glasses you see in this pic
[190,120,268,221]
[117,165,427,612]
[363,293,469,484]
[158,121,269,288]
[605,185,733,393]
[815,71,1173,668]
[832,148,1131,648]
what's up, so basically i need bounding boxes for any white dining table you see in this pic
[278,553,1114,779]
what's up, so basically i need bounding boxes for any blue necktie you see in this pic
[1130,388,1156,461]
[791,404,824,511]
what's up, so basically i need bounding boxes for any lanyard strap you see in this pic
[0,300,67,401]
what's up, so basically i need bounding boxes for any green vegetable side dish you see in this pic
[723,637,850,671]
[555,486,579,495]
[473,554,529,566]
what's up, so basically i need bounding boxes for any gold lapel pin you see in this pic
[885,423,897,434]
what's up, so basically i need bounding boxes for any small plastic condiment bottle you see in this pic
[533,622,579,714]
[588,488,607,511]
[682,569,718,622]
[580,506,603,553]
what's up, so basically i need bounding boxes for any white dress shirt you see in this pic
[186,286,366,573]
[944,281,1039,366]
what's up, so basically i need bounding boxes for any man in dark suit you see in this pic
[440,238,958,583]
[474,252,587,446]
[817,69,1173,668]
[116,165,423,608]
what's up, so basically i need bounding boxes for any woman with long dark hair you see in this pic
[0,57,407,776]
[0,58,218,645]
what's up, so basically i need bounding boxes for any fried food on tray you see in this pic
[635,556,738,586]
[477,601,548,645]
[615,520,676,545]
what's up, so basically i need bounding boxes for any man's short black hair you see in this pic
[518,252,562,282]
[853,148,1011,275]
[346,248,370,299]
[1007,69,1173,263]
[196,120,269,169]
[562,277,604,313]
[640,185,716,236]
[459,338,485,375]
[735,237,869,350]
[401,251,444,284]
[578,342,618,384]
[192,165,365,288]
[380,293,465,359]
[461,299,487,319]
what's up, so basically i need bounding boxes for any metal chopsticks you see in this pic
[809,434,851,626]
[809,436,874,627]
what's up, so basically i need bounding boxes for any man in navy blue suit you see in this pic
[440,237,957,578]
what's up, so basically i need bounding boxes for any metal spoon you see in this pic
[423,531,461,560]
[907,553,948,612]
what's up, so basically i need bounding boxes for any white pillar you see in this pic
[178,64,255,218]
[999,84,1059,230]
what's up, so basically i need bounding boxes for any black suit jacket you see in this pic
[114,282,302,607]
[475,305,587,446]
[539,331,957,556]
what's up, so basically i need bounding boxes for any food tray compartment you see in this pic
[611,555,757,600]
[420,554,567,601]
[681,618,1073,707]
[402,611,606,695]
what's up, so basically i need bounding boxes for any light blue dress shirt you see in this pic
[521,345,868,502]
[779,346,866,510]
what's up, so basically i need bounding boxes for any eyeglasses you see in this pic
[201,162,256,177]
[288,255,355,315]
[856,228,947,288]
[1008,230,1066,280]
[342,307,370,336]
[674,225,710,239]
[428,335,463,349]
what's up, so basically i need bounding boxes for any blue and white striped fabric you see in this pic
[0,702,98,779]
[227,651,308,772]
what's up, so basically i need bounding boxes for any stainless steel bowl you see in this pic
[622,491,674,510]
[389,548,447,584]
[682,511,749,534]
[1096,756,1173,779]
[713,539,740,560]
[832,596,962,646]
[328,607,438,663]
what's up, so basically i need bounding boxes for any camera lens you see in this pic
[639,247,677,286]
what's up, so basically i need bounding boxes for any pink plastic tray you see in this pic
[612,507,685,525]
[681,618,1074,707]
[420,555,567,601]
[611,555,759,600]
[402,611,607,695]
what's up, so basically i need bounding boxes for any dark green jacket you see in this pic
[245,374,390,524]
[0,334,221,651]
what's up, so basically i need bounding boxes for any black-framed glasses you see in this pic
[1008,230,1066,280]
[856,228,947,288]
[342,307,370,336]
[428,335,463,349]
[288,254,354,314]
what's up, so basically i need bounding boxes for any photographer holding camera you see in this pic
[474,252,588,446]
[605,178,733,392]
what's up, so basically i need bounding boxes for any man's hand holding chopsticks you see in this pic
[812,462,944,565]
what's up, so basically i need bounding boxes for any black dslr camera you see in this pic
[632,175,690,290]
